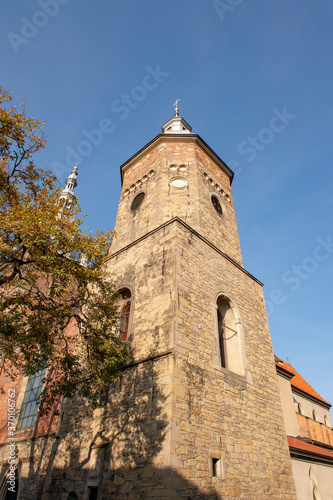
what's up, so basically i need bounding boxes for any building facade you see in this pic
[0,109,330,498]
[276,357,333,499]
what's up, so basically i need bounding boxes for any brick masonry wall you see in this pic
[0,357,61,445]
[297,413,333,446]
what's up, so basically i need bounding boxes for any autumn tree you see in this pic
[0,87,129,413]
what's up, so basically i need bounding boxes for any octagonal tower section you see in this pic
[111,114,243,266]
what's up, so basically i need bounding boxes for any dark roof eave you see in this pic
[288,436,333,465]
[107,217,263,286]
[275,363,295,381]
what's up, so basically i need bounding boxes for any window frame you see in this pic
[16,368,47,431]
[209,455,224,479]
[118,287,133,342]
[211,194,223,216]
[217,308,227,368]
[120,301,131,341]
[214,294,246,378]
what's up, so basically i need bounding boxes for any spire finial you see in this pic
[173,99,180,117]
[161,101,192,134]
[58,163,79,209]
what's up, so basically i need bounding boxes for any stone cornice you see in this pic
[107,217,263,286]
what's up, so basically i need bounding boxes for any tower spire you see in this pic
[59,164,78,209]
[161,99,192,134]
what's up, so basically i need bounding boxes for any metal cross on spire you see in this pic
[173,99,180,117]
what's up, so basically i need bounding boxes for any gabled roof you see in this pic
[275,356,331,408]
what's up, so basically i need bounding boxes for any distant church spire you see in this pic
[59,164,78,209]
[161,99,192,134]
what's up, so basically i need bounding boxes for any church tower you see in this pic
[99,105,297,499]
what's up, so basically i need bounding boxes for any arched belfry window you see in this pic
[217,307,227,368]
[120,302,131,341]
[118,288,132,341]
[216,296,245,376]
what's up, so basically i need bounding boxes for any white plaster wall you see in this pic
[277,374,299,437]
[291,459,333,500]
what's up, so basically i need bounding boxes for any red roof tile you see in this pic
[275,357,330,406]
[288,436,333,460]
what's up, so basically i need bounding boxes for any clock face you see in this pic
[169,177,188,189]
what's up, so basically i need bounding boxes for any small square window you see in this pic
[210,457,224,478]
[212,458,219,476]
[88,486,98,500]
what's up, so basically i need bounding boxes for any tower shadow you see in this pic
[38,357,221,499]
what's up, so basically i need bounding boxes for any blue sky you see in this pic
[2,1,333,404]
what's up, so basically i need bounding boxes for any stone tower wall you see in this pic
[108,220,177,360]
[169,220,296,498]
[101,211,298,498]
[0,126,298,499]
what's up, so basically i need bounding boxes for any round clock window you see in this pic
[170,177,188,189]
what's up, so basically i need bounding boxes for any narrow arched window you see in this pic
[216,296,245,376]
[217,308,226,368]
[118,288,132,341]
[120,302,131,341]
[216,296,238,370]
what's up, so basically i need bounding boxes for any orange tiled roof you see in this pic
[288,436,333,460]
[275,357,330,406]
